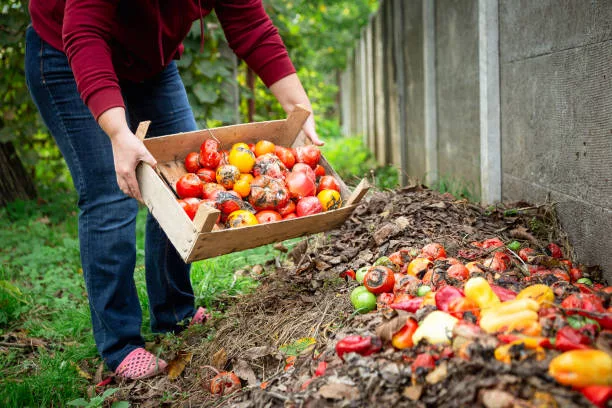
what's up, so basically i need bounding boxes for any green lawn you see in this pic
[0,186,293,407]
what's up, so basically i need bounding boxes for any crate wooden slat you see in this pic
[136,105,369,262]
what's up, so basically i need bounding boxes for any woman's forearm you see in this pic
[269,74,323,145]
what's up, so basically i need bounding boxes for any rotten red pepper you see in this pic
[390,297,423,313]
[554,326,592,352]
[335,335,382,360]
[579,385,612,408]
[491,285,517,301]
[435,286,465,312]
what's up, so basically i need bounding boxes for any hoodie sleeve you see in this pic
[215,0,296,87]
[62,0,125,121]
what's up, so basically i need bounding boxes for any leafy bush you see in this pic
[322,136,399,190]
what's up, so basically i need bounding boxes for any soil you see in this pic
[106,185,606,407]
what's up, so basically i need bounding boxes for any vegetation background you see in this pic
[0,0,404,406]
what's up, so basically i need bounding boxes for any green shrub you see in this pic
[321,136,399,190]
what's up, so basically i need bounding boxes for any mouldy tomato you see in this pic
[210,371,241,395]
[407,257,433,278]
[277,200,296,217]
[421,243,447,261]
[249,175,289,211]
[176,173,203,199]
[216,164,240,189]
[252,153,287,179]
[317,189,342,211]
[202,182,225,199]
[363,266,395,294]
[196,167,216,183]
[226,210,258,228]
[447,263,469,281]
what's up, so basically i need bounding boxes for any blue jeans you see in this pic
[25,26,198,371]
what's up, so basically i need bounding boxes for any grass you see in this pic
[0,186,295,407]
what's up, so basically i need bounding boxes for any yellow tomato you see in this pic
[231,142,249,151]
[226,210,258,228]
[228,146,256,173]
[316,189,342,211]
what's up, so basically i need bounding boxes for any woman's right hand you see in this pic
[98,107,157,202]
[109,129,157,202]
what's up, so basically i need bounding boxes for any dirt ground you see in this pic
[107,185,606,407]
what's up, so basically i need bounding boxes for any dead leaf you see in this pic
[244,346,283,361]
[71,362,92,380]
[375,311,411,341]
[425,362,448,384]
[212,348,228,370]
[318,383,358,400]
[232,359,257,386]
[403,385,423,401]
[480,389,516,408]
[167,351,193,380]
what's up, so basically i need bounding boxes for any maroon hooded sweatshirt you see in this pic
[29,0,296,121]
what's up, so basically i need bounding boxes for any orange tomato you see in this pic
[255,210,282,223]
[255,140,276,157]
[233,178,251,198]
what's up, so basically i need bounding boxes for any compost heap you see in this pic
[109,185,611,408]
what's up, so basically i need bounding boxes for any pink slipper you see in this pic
[190,307,210,327]
[115,348,167,380]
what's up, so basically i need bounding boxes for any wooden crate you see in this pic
[135,105,369,263]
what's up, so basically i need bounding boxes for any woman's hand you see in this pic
[98,107,157,202]
[269,73,324,146]
[109,130,157,202]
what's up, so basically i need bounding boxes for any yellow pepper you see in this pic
[549,350,612,387]
[479,299,540,334]
[412,311,458,345]
[516,284,555,305]
[464,277,500,310]
[422,291,436,306]
[495,340,545,364]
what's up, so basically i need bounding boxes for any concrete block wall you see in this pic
[339,0,612,279]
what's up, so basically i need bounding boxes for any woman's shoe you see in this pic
[115,348,167,380]
[190,306,210,327]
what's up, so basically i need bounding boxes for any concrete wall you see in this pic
[499,0,612,277]
[339,0,612,279]
[435,0,481,197]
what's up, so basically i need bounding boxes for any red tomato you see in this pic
[294,145,321,168]
[314,164,326,178]
[447,263,469,281]
[277,200,296,216]
[196,168,216,183]
[519,247,536,261]
[296,196,323,217]
[364,266,395,294]
[286,171,316,199]
[199,139,221,169]
[292,163,316,182]
[274,145,295,169]
[184,152,200,173]
[317,175,340,193]
[176,173,203,199]
[255,210,282,223]
[283,213,297,220]
[421,243,447,260]
[178,197,200,220]
[547,242,563,258]
[202,182,225,199]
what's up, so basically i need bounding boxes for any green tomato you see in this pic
[350,286,377,313]
[417,285,432,297]
[355,267,369,284]
[576,278,593,286]
[507,241,521,252]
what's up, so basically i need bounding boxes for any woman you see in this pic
[25,0,321,380]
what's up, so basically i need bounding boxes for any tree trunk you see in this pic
[246,66,256,122]
[0,141,37,206]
